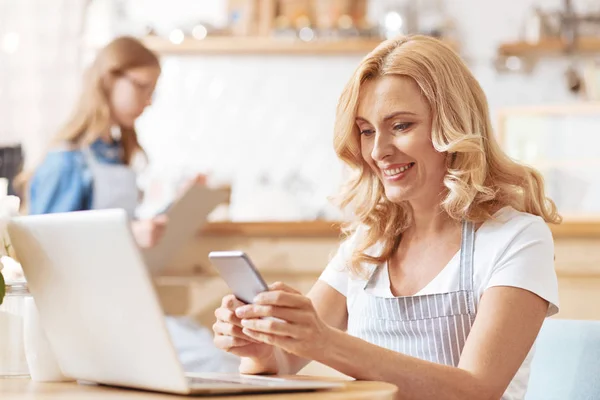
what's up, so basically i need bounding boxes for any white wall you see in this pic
[0,0,85,155]
[135,54,352,220]
[24,0,599,219]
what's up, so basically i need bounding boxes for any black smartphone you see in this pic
[208,251,269,304]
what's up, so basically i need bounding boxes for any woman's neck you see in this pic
[99,133,113,143]
[406,194,457,239]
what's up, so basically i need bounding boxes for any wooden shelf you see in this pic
[499,37,600,57]
[200,220,600,238]
[142,36,384,55]
[202,220,342,237]
[550,219,600,238]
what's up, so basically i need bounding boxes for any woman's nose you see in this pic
[371,133,394,162]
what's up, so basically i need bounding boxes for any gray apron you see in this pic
[82,145,240,373]
[81,147,138,217]
[347,221,476,367]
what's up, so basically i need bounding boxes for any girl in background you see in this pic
[26,36,163,248]
[21,36,238,373]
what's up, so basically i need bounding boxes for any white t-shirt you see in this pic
[319,207,559,400]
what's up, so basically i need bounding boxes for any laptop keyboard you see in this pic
[187,375,293,387]
[188,377,252,386]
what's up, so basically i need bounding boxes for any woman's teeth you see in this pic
[383,163,414,176]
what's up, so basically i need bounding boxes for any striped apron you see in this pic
[347,221,476,366]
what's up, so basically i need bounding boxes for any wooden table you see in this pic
[0,378,398,399]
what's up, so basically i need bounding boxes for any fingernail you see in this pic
[235,307,246,317]
[241,319,250,327]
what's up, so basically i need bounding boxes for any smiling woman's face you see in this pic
[357,75,447,205]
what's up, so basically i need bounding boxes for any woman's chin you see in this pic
[114,114,139,129]
[383,187,411,204]
[121,118,136,129]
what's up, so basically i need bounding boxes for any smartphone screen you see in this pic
[208,251,268,304]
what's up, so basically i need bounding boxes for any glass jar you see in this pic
[0,281,30,378]
[23,297,72,382]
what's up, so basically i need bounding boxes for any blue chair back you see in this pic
[526,319,600,400]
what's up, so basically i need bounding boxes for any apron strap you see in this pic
[362,265,378,290]
[459,220,476,312]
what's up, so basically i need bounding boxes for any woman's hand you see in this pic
[177,174,208,197]
[213,294,278,374]
[130,215,167,249]
[234,282,334,361]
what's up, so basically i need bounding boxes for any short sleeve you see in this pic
[318,228,366,297]
[485,217,559,316]
[319,243,350,297]
[29,151,92,214]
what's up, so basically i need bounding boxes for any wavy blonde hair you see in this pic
[333,35,561,276]
[16,36,159,195]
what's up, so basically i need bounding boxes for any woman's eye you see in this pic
[393,123,413,131]
[360,129,375,136]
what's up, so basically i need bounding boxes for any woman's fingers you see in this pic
[212,320,244,338]
[216,294,246,323]
[268,281,301,294]
[253,290,312,309]
[240,318,304,338]
[212,320,261,343]
[152,214,168,225]
[215,307,243,327]
[213,333,255,350]
[222,294,245,309]
[242,328,279,345]
[235,304,308,324]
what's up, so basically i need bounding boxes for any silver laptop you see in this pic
[7,209,343,395]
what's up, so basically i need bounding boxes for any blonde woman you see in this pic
[23,36,239,373]
[213,35,561,399]
[23,37,164,247]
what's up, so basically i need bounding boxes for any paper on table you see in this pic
[141,184,229,275]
